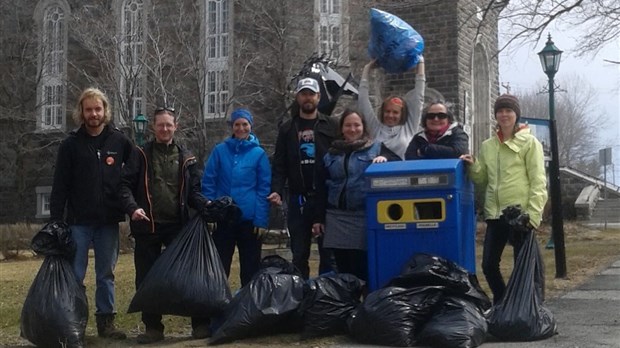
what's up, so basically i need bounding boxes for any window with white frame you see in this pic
[204,0,230,119]
[38,5,67,131]
[36,186,52,219]
[317,0,347,63]
[120,0,145,121]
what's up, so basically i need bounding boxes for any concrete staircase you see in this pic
[589,198,620,225]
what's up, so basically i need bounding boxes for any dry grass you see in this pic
[0,222,618,347]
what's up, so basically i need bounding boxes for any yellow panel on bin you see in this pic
[377,199,446,223]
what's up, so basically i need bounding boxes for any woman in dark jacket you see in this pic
[404,101,469,160]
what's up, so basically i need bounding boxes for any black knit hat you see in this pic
[494,94,521,122]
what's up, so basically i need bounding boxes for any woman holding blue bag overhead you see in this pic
[201,108,271,287]
[358,9,426,161]
[358,58,425,161]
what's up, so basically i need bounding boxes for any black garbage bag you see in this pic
[488,229,557,341]
[260,254,302,277]
[209,266,307,345]
[21,223,88,348]
[31,221,74,257]
[128,214,232,317]
[416,297,488,348]
[389,253,492,312]
[300,273,365,339]
[347,286,444,347]
[203,196,242,223]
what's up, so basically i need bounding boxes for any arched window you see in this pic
[317,0,348,65]
[36,2,68,131]
[204,0,230,119]
[120,0,145,122]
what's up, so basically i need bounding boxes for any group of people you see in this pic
[48,56,547,343]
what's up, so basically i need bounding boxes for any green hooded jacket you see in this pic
[468,126,548,227]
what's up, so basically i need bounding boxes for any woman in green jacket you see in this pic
[460,94,547,304]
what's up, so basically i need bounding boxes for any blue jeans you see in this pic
[287,194,335,279]
[70,224,120,315]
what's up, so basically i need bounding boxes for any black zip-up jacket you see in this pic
[50,125,133,224]
[119,141,209,235]
[271,112,339,197]
[404,122,469,160]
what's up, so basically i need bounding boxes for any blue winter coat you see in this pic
[323,141,382,212]
[201,134,271,228]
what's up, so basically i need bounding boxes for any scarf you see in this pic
[328,137,374,155]
[424,123,451,144]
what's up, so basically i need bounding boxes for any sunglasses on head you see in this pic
[154,106,175,114]
[426,112,449,120]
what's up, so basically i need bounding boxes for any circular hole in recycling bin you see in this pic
[387,204,403,221]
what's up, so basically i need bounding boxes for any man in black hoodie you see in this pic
[50,87,132,340]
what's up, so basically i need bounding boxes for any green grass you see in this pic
[1,223,618,347]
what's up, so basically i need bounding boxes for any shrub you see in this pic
[0,223,41,260]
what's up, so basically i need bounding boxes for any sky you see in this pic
[498,22,620,185]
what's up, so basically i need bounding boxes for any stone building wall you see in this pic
[1,0,504,222]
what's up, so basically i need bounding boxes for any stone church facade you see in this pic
[0,0,503,223]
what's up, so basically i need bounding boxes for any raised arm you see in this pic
[403,57,426,135]
[358,59,382,138]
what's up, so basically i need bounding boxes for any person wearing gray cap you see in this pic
[268,77,338,279]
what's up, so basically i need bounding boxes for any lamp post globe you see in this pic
[132,114,148,146]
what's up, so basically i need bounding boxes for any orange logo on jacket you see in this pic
[106,156,115,166]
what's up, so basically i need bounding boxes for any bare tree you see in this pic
[516,74,605,177]
[497,0,619,56]
[0,1,65,221]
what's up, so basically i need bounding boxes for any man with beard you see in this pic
[268,77,339,279]
[50,87,133,340]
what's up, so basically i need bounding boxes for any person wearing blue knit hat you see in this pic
[229,108,254,126]
[202,107,271,286]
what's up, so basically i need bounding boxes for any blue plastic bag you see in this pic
[368,8,424,73]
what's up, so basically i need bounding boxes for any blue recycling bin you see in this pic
[365,159,476,291]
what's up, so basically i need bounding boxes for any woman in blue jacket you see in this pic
[312,108,387,281]
[202,108,271,286]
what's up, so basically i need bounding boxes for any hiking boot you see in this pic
[137,329,165,344]
[191,324,211,339]
[96,314,127,340]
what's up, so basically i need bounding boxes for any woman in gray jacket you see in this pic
[357,56,425,160]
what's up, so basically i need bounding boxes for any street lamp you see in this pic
[538,34,567,278]
[133,114,148,146]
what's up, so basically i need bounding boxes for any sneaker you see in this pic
[191,324,211,339]
[137,329,164,344]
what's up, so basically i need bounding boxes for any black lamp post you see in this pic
[538,34,567,278]
[133,114,148,146]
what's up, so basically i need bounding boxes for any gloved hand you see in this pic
[502,204,532,246]
[202,196,242,223]
[253,227,267,240]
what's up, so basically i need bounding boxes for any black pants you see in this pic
[333,248,368,282]
[482,219,526,304]
[287,194,336,279]
[212,219,262,287]
[133,223,210,332]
